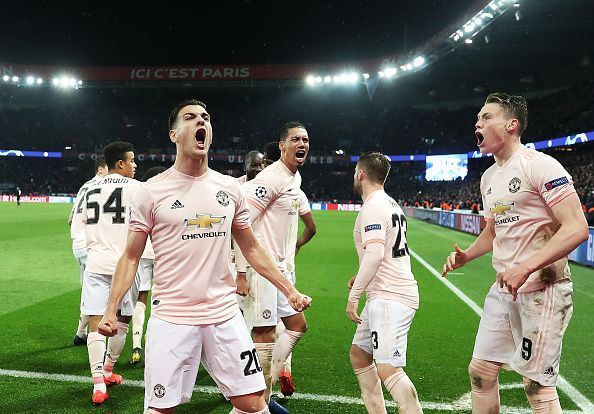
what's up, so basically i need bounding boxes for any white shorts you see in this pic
[80,270,140,317]
[473,281,573,386]
[138,258,154,292]
[352,298,416,367]
[72,248,87,285]
[143,313,266,409]
[242,266,296,327]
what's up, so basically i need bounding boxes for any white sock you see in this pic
[77,314,89,337]
[384,369,423,414]
[104,322,129,375]
[271,329,303,386]
[87,331,107,393]
[132,302,146,349]
[255,342,274,401]
[354,364,387,414]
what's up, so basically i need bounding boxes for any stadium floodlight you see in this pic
[489,2,498,10]
[26,76,35,85]
[12,76,19,82]
[405,63,413,71]
[384,67,397,78]
[52,78,60,86]
[306,75,315,85]
[314,76,322,84]
[68,78,77,87]
[362,73,370,80]
[413,56,425,67]
[36,78,43,84]
[474,17,483,26]
[465,39,473,44]
[323,75,332,83]
[481,12,494,19]
[77,80,83,86]
[378,71,385,78]
[2,75,9,82]
[347,73,358,83]
[464,22,476,33]
[400,65,407,71]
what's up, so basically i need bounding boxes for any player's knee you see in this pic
[252,326,276,342]
[468,359,500,390]
[523,377,542,396]
[376,364,401,383]
[349,345,372,369]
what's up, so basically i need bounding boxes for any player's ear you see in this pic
[506,119,519,133]
[169,128,177,144]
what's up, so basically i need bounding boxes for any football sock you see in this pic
[255,342,274,401]
[132,301,146,349]
[77,314,90,337]
[384,369,423,413]
[468,359,501,414]
[104,321,129,375]
[231,407,270,414]
[523,378,562,414]
[354,364,387,414]
[87,331,106,393]
[271,329,303,386]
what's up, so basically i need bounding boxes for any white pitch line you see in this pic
[410,248,594,414]
[0,368,585,413]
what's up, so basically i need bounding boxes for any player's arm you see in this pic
[346,242,384,323]
[295,212,317,255]
[233,238,250,296]
[68,204,75,225]
[499,193,588,299]
[442,220,495,276]
[233,226,311,311]
[98,230,148,336]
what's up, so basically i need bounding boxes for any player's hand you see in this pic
[236,272,250,297]
[347,276,356,290]
[346,300,361,324]
[498,265,531,301]
[442,244,468,277]
[98,314,118,337]
[288,291,312,312]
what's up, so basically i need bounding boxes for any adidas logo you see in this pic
[486,187,492,195]
[393,350,401,357]
[171,200,184,209]
[544,366,555,376]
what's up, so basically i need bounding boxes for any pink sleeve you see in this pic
[129,185,154,234]
[298,191,310,215]
[359,205,387,247]
[232,183,251,229]
[528,155,576,206]
[245,173,280,213]
[480,175,494,222]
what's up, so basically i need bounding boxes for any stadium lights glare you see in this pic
[465,39,473,44]
[305,75,315,85]
[2,75,9,82]
[26,76,35,85]
[12,76,19,82]
[378,71,385,78]
[314,76,322,84]
[405,63,413,71]
[324,75,332,83]
[362,73,369,80]
[384,67,397,78]
[464,22,476,33]
[413,56,425,67]
[36,78,43,84]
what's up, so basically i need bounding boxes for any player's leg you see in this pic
[131,290,148,363]
[509,281,573,413]
[275,320,293,397]
[73,248,90,345]
[367,299,422,413]
[81,271,111,403]
[144,316,202,413]
[351,301,387,414]
[470,283,515,413]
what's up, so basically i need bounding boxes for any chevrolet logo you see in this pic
[490,202,514,218]
[184,214,226,229]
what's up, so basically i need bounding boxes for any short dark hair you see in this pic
[168,99,207,130]
[244,150,263,169]
[94,155,107,172]
[357,152,391,184]
[263,141,281,162]
[103,141,134,170]
[279,121,305,141]
[485,92,528,135]
[141,166,167,182]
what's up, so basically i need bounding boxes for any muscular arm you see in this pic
[98,230,147,336]
[499,193,589,298]
[233,226,311,311]
[296,212,317,254]
[442,220,495,276]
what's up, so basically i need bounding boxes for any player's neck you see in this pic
[173,155,209,177]
[281,158,298,174]
[361,183,383,203]
[493,138,522,167]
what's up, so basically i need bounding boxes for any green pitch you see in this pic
[0,203,592,413]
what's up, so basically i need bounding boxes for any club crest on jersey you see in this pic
[184,214,226,229]
[154,384,165,398]
[544,176,569,191]
[262,309,272,319]
[216,190,229,207]
[255,186,267,199]
[508,177,521,193]
[365,224,382,232]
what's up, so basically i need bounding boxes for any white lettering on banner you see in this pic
[307,156,334,164]
[565,133,588,146]
[587,234,593,262]
[337,204,362,212]
[460,215,481,235]
[137,153,145,161]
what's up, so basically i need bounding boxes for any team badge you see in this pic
[262,309,272,319]
[255,186,267,199]
[216,190,229,206]
[544,176,569,190]
[508,177,521,193]
[154,384,166,398]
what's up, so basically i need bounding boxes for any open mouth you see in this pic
[476,131,484,146]
[195,128,206,148]
[295,150,306,160]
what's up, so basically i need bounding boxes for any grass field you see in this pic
[0,202,592,413]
